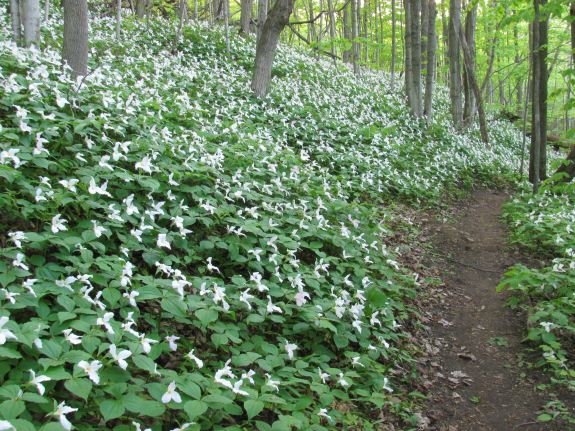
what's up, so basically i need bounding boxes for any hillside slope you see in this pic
[0,10,522,431]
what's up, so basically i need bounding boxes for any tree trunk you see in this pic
[462,4,476,127]
[327,0,337,64]
[116,0,121,41]
[9,0,22,43]
[175,0,187,45]
[21,0,40,47]
[63,0,88,78]
[343,2,351,63]
[240,0,253,33]
[459,24,488,144]
[391,0,397,88]
[409,0,422,117]
[251,0,295,98]
[135,0,146,17]
[529,0,548,183]
[421,0,428,73]
[224,0,230,53]
[448,0,463,128]
[424,0,436,119]
[404,0,413,97]
[43,0,48,20]
[530,0,542,191]
[351,0,360,75]
[256,0,268,42]
[571,2,575,65]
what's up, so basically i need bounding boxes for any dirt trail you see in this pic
[426,189,554,431]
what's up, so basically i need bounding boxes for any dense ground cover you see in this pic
[499,179,575,422]
[0,8,523,431]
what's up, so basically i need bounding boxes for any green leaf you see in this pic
[366,287,388,308]
[0,347,22,359]
[161,297,188,318]
[64,378,93,400]
[203,394,233,405]
[244,400,264,419]
[195,308,218,325]
[100,399,125,422]
[184,400,208,419]
[0,399,25,419]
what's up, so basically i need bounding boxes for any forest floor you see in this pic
[421,189,559,431]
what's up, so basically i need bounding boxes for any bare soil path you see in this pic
[425,189,557,431]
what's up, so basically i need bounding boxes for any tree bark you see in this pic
[530,0,542,191]
[529,0,548,184]
[251,0,295,98]
[424,0,436,119]
[448,0,463,128]
[116,0,121,42]
[9,0,22,43]
[351,0,360,75]
[404,0,413,97]
[135,0,146,17]
[462,4,476,127]
[43,0,48,21]
[63,0,88,78]
[391,0,397,89]
[343,2,351,63]
[327,0,337,64]
[240,0,253,33]
[21,0,40,47]
[410,0,422,117]
[256,0,268,42]
[459,24,488,144]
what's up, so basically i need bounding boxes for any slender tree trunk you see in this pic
[538,0,548,181]
[343,2,351,63]
[351,0,360,75]
[462,4,476,127]
[240,0,253,33]
[448,0,463,128]
[459,24,488,144]
[62,0,88,77]
[409,0,423,116]
[10,0,22,43]
[43,0,48,20]
[530,1,541,192]
[327,0,337,64]
[136,0,146,17]
[175,0,187,45]
[224,0,230,53]
[257,0,268,42]
[424,0,436,119]
[421,0,428,73]
[251,0,296,97]
[116,0,121,42]
[21,0,40,47]
[391,0,397,89]
[571,2,575,65]
[404,0,413,96]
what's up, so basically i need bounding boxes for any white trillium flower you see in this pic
[284,340,298,360]
[62,328,82,345]
[186,349,204,368]
[157,233,171,249]
[0,317,17,345]
[77,360,103,384]
[52,402,78,431]
[29,369,51,395]
[109,344,132,370]
[161,381,182,404]
[51,214,68,234]
[0,420,15,430]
